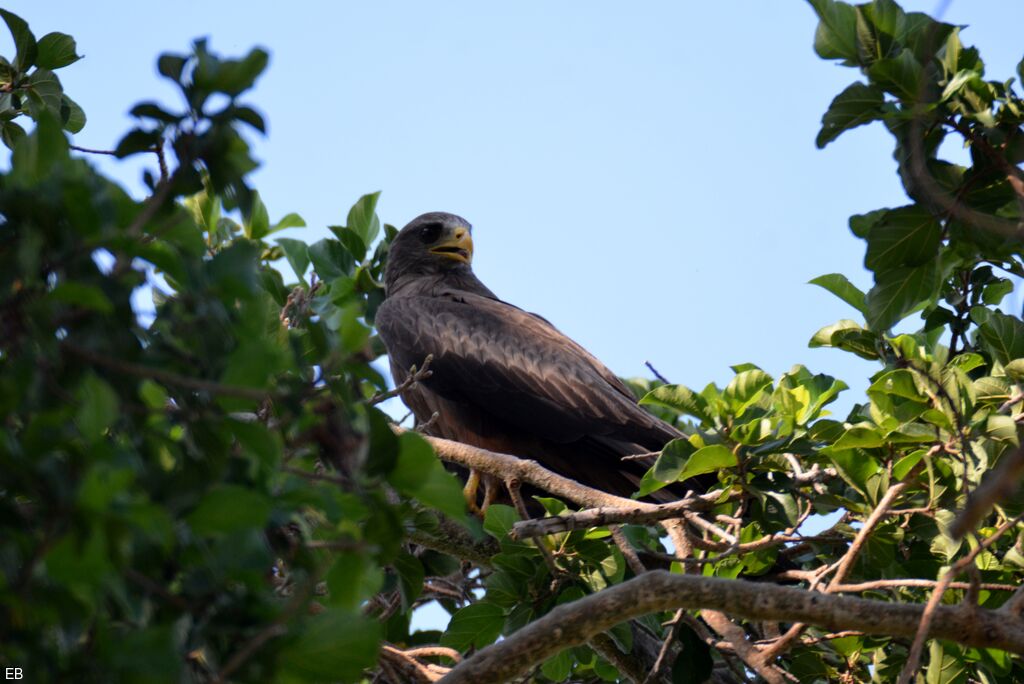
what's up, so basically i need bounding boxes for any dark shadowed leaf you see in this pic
[816,81,886,148]
[865,262,939,330]
[864,205,941,270]
[278,611,382,681]
[36,32,81,69]
[440,601,505,650]
[808,0,859,62]
[0,9,37,72]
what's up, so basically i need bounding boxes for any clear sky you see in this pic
[5,1,1023,404]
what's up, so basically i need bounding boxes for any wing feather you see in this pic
[376,291,679,447]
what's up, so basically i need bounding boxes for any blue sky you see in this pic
[5,1,1022,405]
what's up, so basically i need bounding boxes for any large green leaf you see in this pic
[808,0,859,62]
[186,485,272,535]
[973,308,1024,365]
[440,601,505,650]
[809,273,867,314]
[0,9,37,72]
[347,191,382,247]
[864,205,941,270]
[864,262,939,331]
[639,383,711,423]
[278,611,382,681]
[36,32,81,69]
[816,81,886,148]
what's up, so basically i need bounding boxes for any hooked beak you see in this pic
[429,226,474,264]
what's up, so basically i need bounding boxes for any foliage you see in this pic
[1,2,1023,682]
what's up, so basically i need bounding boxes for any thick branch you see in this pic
[407,431,731,515]
[438,571,1024,684]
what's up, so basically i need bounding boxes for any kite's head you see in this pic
[385,212,474,291]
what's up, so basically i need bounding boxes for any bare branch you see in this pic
[438,570,1024,684]
[508,493,725,540]
[370,355,433,406]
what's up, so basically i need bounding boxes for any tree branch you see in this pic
[437,570,1024,684]
[508,494,724,540]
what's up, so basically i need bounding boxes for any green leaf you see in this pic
[75,373,119,441]
[638,438,698,496]
[809,319,879,360]
[10,111,69,185]
[26,68,63,117]
[926,641,967,684]
[157,53,188,82]
[864,205,941,270]
[809,273,867,314]
[483,504,519,541]
[308,238,355,280]
[816,81,886,148]
[1005,359,1024,382]
[868,369,924,401]
[276,237,310,280]
[639,383,711,423]
[243,191,270,239]
[865,262,939,331]
[347,191,382,246]
[186,485,272,535]
[678,445,736,481]
[868,48,924,100]
[389,432,467,521]
[36,32,81,69]
[986,415,1019,445]
[1,120,26,150]
[50,282,113,314]
[440,601,505,650]
[723,368,773,415]
[393,551,425,610]
[671,624,714,684]
[273,212,305,233]
[831,424,885,450]
[60,94,86,133]
[808,0,859,62]
[0,9,37,72]
[278,611,381,681]
[974,308,1024,365]
[828,447,882,494]
[541,650,573,681]
[326,552,379,611]
[849,207,888,238]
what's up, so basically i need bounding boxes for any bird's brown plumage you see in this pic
[375,212,690,500]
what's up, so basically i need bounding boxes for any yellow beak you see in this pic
[429,227,474,264]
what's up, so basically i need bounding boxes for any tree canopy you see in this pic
[2,1,1024,682]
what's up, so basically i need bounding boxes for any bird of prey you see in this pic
[375,212,690,508]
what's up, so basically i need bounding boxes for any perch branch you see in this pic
[438,570,1024,684]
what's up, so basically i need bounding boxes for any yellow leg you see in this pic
[463,469,483,518]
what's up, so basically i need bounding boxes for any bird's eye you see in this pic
[418,223,443,243]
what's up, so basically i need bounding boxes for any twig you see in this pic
[832,578,1018,593]
[609,524,647,576]
[830,464,922,588]
[369,355,433,406]
[437,570,1024,684]
[645,361,671,385]
[642,610,683,684]
[508,493,725,540]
